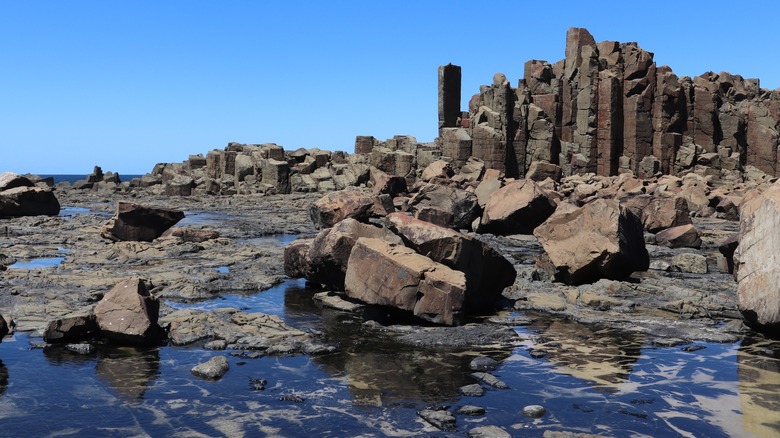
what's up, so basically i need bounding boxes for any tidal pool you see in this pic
[1,278,778,437]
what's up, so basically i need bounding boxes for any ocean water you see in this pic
[41,174,144,184]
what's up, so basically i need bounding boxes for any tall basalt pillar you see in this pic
[692,73,722,153]
[621,43,656,174]
[438,64,462,131]
[597,70,621,176]
[562,27,599,175]
[469,73,516,174]
[652,66,685,174]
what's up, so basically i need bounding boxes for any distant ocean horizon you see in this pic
[41,174,144,184]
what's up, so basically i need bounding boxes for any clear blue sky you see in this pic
[2,1,778,175]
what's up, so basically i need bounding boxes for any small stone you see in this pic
[65,343,95,355]
[468,425,512,438]
[278,394,305,403]
[470,356,498,371]
[418,408,456,431]
[529,348,548,358]
[460,383,485,397]
[456,405,485,416]
[249,377,267,391]
[191,356,229,380]
[204,339,227,350]
[670,253,708,274]
[470,372,509,389]
[649,260,671,271]
[522,404,546,418]
[681,345,706,353]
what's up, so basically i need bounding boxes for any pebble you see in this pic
[470,356,498,371]
[191,356,229,380]
[460,383,485,397]
[65,343,95,355]
[470,372,509,389]
[522,404,546,418]
[456,405,485,416]
[418,408,456,431]
[204,339,227,350]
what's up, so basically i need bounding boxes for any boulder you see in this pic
[0,172,35,190]
[621,195,692,233]
[525,161,562,182]
[0,186,60,217]
[283,238,314,279]
[305,218,402,289]
[421,160,455,182]
[734,183,780,333]
[654,224,702,249]
[406,183,480,230]
[385,212,516,312]
[533,199,649,285]
[100,202,185,242]
[43,312,98,344]
[309,190,374,229]
[344,238,467,325]
[370,168,407,197]
[94,278,162,344]
[670,253,708,274]
[479,179,557,235]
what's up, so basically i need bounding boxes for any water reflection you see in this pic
[738,336,780,437]
[523,318,644,392]
[95,346,161,401]
[0,360,7,397]
[42,344,160,401]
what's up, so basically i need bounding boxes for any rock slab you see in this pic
[94,278,161,344]
[101,202,184,242]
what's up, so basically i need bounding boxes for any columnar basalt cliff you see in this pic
[434,27,780,182]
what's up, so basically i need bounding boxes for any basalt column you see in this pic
[469,73,517,175]
[438,64,462,131]
[652,66,685,175]
[621,42,656,175]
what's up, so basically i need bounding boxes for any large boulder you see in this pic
[621,194,692,233]
[284,238,314,279]
[100,202,184,242]
[533,199,649,285]
[734,184,780,334]
[385,212,516,312]
[309,190,374,229]
[406,183,480,230]
[654,224,702,249]
[94,278,162,344]
[0,181,60,217]
[344,238,467,325]
[296,219,402,289]
[479,179,557,235]
[44,312,98,344]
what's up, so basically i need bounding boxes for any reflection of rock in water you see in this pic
[738,336,780,438]
[527,318,644,392]
[0,360,7,397]
[95,346,160,401]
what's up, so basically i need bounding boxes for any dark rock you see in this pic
[522,404,547,418]
[44,313,97,344]
[0,314,8,342]
[654,224,702,249]
[468,425,512,438]
[65,343,95,355]
[418,408,456,431]
[469,356,498,371]
[159,227,220,243]
[456,405,485,416]
[0,186,60,217]
[479,179,557,235]
[470,372,509,389]
[460,383,485,397]
[407,183,480,230]
[100,202,185,242]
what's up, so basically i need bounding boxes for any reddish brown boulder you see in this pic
[309,191,374,229]
[385,212,516,312]
[0,186,60,217]
[621,195,692,233]
[371,168,407,197]
[534,199,649,285]
[407,183,480,230]
[654,224,702,249]
[94,278,162,344]
[421,160,455,182]
[479,179,556,235]
[100,202,184,242]
[344,238,467,325]
[283,238,314,279]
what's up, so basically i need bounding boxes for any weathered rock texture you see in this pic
[434,27,780,182]
[101,202,185,242]
[734,183,780,334]
[0,172,60,217]
[94,278,161,344]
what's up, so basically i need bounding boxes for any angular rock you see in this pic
[735,184,780,333]
[525,161,562,182]
[385,212,516,312]
[309,191,374,229]
[159,227,220,243]
[344,238,467,325]
[305,218,402,289]
[621,195,692,233]
[283,238,314,279]
[0,186,60,217]
[407,183,480,230]
[421,160,455,182]
[670,253,708,274]
[370,168,407,197]
[479,179,557,235]
[0,172,35,190]
[418,409,456,432]
[100,202,185,242]
[191,356,229,380]
[44,312,98,344]
[654,224,702,249]
[94,278,162,344]
[534,199,649,285]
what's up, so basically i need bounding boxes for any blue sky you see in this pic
[2,1,778,175]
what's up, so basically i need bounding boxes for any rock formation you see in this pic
[101,202,185,242]
[0,172,60,217]
[94,278,162,345]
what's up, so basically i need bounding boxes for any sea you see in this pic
[40,174,144,184]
